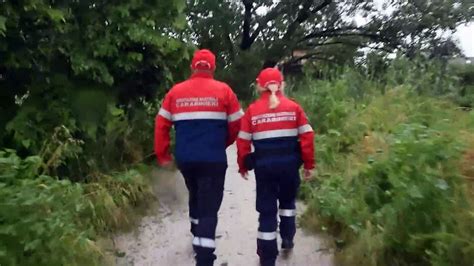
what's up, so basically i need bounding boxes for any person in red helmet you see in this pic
[236,68,315,266]
[155,49,243,266]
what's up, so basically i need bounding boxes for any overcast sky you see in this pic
[455,23,474,57]
[369,0,473,57]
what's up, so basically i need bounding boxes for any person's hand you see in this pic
[303,168,315,181]
[160,160,175,171]
[240,170,249,180]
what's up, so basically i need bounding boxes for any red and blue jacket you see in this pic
[237,92,315,173]
[155,72,242,165]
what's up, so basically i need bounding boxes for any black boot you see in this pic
[281,239,294,250]
[260,258,276,266]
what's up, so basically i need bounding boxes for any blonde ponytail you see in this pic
[267,83,280,109]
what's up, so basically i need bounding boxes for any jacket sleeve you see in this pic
[226,86,243,147]
[236,109,252,173]
[296,105,315,170]
[154,92,173,165]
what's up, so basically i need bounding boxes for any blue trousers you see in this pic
[255,163,300,265]
[180,163,227,266]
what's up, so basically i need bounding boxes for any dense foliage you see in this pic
[296,59,474,266]
[0,1,186,264]
[1,1,473,265]
[0,137,153,265]
[187,0,473,94]
[0,0,190,177]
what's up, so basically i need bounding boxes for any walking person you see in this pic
[154,49,243,266]
[236,68,315,266]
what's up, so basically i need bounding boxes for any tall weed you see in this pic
[297,63,474,265]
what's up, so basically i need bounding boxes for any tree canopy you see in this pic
[0,0,190,156]
[1,0,472,150]
[188,0,473,66]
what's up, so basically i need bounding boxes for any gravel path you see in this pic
[113,145,333,266]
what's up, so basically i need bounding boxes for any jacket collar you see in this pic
[191,71,214,79]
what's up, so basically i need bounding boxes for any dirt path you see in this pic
[113,145,333,266]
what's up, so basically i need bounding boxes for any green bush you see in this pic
[0,1,184,264]
[297,58,474,265]
[0,149,153,265]
[309,123,474,265]
[294,78,353,134]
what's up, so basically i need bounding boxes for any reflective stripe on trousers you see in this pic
[278,209,296,217]
[190,217,199,225]
[257,231,277,241]
[192,237,216,249]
